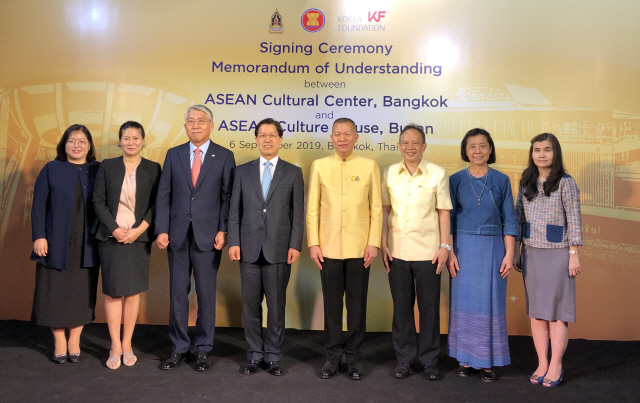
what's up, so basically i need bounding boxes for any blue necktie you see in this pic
[262,161,272,200]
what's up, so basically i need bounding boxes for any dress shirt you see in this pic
[382,159,452,261]
[306,153,382,259]
[189,140,211,168]
[259,155,279,182]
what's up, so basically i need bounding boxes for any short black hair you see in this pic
[332,117,356,132]
[460,128,496,164]
[119,121,145,140]
[55,124,96,162]
[255,118,284,137]
[399,124,426,144]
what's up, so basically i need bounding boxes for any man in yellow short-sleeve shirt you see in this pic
[381,124,452,381]
[307,118,382,380]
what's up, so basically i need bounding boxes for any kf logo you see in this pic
[368,11,386,22]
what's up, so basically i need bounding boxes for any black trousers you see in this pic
[388,258,441,367]
[240,252,291,362]
[167,224,220,354]
[320,257,370,365]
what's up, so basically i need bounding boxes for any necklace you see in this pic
[467,167,489,205]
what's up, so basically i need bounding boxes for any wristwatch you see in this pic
[441,243,451,251]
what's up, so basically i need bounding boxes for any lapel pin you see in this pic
[212,154,215,157]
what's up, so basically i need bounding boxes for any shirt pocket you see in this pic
[416,184,435,205]
[546,224,563,243]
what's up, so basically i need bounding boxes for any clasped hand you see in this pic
[112,227,141,244]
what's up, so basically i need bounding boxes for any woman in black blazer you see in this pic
[31,124,100,364]
[93,121,161,369]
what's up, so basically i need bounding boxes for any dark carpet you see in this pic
[0,320,638,402]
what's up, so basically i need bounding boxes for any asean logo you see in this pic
[301,8,325,32]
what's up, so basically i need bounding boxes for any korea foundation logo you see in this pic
[338,11,386,31]
[301,8,325,32]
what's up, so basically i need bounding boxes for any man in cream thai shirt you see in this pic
[307,117,382,380]
[381,124,452,381]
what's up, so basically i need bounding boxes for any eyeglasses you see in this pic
[257,134,279,141]
[185,119,211,127]
[67,139,88,147]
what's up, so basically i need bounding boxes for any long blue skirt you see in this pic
[447,233,510,369]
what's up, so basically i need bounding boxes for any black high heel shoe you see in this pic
[52,353,68,364]
[68,353,80,363]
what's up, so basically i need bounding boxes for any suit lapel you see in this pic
[249,159,264,202]
[195,140,216,190]
[178,142,194,191]
[265,158,288,204]
[111,157,126,211]
[134,159,149,218]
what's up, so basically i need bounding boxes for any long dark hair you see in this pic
[520,133,565,201]
[55,124,97,162]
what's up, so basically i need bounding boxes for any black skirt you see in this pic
[99,238,151,297]
[31,177,99,328]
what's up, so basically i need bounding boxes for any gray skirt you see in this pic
[523,246,575,323]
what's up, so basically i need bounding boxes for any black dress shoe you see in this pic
[481,369,497,382]
[394,364,412,379]
[68,353,80,363]
[241,359,263,375]
[347,362,364,380]
[52,353,68,364]
[458,366,481,377]
[195,350,211,371]
[161,352,187,370]
[321,360,339,379]
[423,366,441,380]
[268,361,284,376]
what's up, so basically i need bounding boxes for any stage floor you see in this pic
[1,320,638,402]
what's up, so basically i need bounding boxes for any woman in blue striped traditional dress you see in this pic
[447,128,518,382]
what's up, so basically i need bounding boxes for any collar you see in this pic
[331,152,356,162]
[398,158,428,175]
[260,155,279,167]
[189,140,211,155]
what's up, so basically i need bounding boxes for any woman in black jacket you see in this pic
[93,121,161,369]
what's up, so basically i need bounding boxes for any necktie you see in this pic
[192,148,201,187]
[262,161,272,200]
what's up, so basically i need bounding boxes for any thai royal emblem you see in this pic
[269,9,284,34]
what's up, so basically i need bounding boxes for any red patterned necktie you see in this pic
[192,148,201,187]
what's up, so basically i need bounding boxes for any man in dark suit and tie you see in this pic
[155,104,235,371]
[228,118,304,376]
